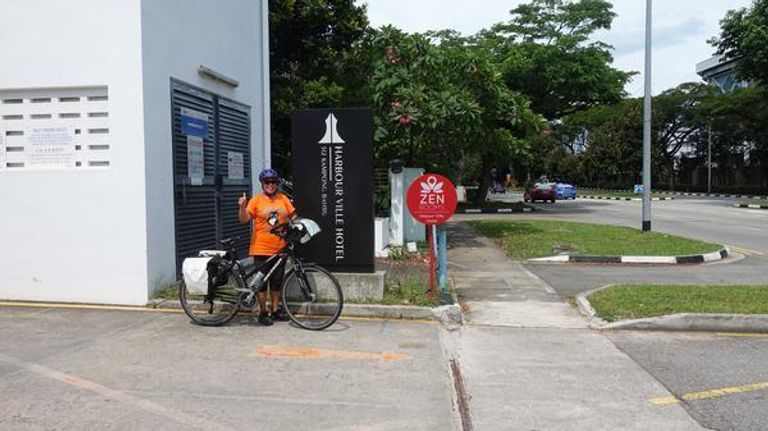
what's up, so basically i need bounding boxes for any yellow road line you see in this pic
[252,345,413,362]
[0,301,183,313]
[729,246,764,256]
[715,332,768,338]
[651,380,768,406]
[0,301,437,324]
[339,315,438,325]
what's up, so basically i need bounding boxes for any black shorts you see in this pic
[251,256,286,292]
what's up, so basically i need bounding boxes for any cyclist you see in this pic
[238,168,297,326]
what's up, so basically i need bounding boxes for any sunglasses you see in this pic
[262,179,278,185]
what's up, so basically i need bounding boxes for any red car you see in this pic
[524,182,556,203]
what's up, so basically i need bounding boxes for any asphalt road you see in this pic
[607,331,768,431]
[459,195,768,296]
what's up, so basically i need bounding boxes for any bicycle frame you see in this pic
[227,243,308,293]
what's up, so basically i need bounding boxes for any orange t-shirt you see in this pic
[246,192,296,256]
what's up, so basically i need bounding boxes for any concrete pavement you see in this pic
[0,307,457,431]
[445,222,704,430]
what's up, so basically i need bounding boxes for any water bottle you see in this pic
[250,271,266,290]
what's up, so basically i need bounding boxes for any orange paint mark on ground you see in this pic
[252,345,412,362]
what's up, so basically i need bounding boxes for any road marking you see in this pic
[339,315,438,325]
[0,352,236,431]
[0,301,438,325]
[650,380,768,406]
[0,301,183,313]
[715,332,768,338]
[729,246,764,256]
[252,345,413,362]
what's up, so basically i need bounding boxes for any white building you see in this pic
[0,0,270,305]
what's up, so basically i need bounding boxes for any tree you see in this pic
[488,0,633,120]
[651,83,708,189]
[365,27,544,203]
[711,0,768,85]
[695,87,768,188]
[269,0,369,176]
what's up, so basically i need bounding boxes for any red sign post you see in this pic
[406,174,458,298]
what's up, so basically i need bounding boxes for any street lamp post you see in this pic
[642,0,653,232]
[708,123,712,193]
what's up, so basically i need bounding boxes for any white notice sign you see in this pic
[187,136,204,185]
[227,151,244,179]
[26,126,75,169]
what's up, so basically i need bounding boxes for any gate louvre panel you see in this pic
[219,188,251,255]
[174,188,217,263]
[171,84,216,177]
[217,98,252,258]
[172,82,217,273]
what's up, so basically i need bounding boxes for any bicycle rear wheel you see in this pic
[179,271,241,326]
[281,265,343,330]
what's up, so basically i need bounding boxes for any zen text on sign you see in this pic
[406,174,458,225]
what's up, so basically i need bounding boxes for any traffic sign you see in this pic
[406,174,458,225]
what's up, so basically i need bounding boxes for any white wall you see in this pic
[0,0,148,304]
[140,0,268,294]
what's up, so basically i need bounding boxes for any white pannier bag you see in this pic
[182,257,215,296]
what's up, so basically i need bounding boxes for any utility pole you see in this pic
[642,0,652,232]
[708,123,712,193]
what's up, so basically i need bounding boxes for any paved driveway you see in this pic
[0,306,456,431]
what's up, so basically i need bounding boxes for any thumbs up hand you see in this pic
[238,193,248,208]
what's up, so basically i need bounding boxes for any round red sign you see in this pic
[406,174,458,225]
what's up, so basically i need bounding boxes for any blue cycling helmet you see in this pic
[258,168,279,182]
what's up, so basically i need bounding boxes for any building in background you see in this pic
[0,0,271,305]
[695,56,749,93]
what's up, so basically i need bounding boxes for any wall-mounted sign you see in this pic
[187,135,204,185]
[25,126,75,169]
[292,109,374,273]
[406,174,458,225]
[227,151,244,179]
[180,107,209,137]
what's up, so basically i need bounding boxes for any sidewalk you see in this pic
[444,222,704,430]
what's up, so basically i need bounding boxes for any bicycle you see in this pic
[179,218,344,330]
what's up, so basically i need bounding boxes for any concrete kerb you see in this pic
[577,195,674,201]
[733,203,768,210]
[456,207,534,214]
[576,285,768,333]
[529,247,729,265]
[149,299,463,325]
[657,190,768,200]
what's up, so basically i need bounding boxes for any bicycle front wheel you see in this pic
[281,266,343,330]
[179,271,241,326]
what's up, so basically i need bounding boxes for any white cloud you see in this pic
[361,0,753,94]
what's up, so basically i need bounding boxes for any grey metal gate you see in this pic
[171,80,252,275]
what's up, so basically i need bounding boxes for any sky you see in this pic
[362,0,754,96]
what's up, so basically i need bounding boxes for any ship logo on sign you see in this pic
[420,176,445,205]
[319,113,345,144]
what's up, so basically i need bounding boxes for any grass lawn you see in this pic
[467,220,722,259]
[588,284,768,322]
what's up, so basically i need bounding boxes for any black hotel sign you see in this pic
[292,109,374,273]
